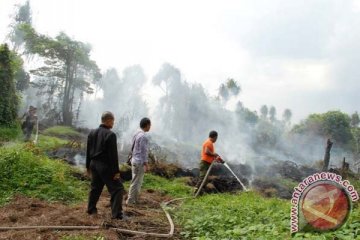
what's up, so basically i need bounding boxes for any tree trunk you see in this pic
[322,138,333,171]
[62,59,75,126]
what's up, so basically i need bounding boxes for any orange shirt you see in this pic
[201,139,215,163]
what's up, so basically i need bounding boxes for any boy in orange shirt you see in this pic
[194,130,224,195]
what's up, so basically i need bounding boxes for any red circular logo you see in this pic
[300,182,350,231]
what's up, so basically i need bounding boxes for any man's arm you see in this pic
[107,133,120,176]
[86,133,93,177]
[86,134,92,170]
[21,113,26,120]
[205,146,223,163]
[205,147,218,157]
[140,135,149,171]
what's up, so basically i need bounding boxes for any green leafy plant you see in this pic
[174,191,360,240]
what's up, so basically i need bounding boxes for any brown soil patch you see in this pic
[0,190,181,240]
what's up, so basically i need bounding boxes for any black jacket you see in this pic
[86,124,120,175]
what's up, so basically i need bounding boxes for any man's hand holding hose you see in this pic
[216,155,225,164]
[113,172,121,180]
[205,147,224,164]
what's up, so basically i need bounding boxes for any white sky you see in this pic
[1,0,360,123]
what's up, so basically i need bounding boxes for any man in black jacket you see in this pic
[86,111,125,219]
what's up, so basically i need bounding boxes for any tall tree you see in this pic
[153,62,181,97]
[10,52,30,92]
[351,111,360,128]
[269,106,277,122]
[8,1,32,52]
[218,78,241,103]
[99,66,148,134]
[218,83,229,102]
[282,109,292,123]
[153,63,214,141]
[260,105,268,119]
[20,25,101,125]
[6,1,31,92]
[0,44,19,126]
[226,78,241,96]
[235,101,244,113]
[152,63,182,132]
[292,111,352,146]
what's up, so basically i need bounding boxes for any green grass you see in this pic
[174,191,360,240]
[61,235,105,240]
[0,127,81,205]
[43,126,82,138]
[0,125,69,150]
[0,124,21,142]
[142,174,192,197]
[123,173,192,198]
[1,134,68,153]
[36,135,68,150]
[348,176,360,193]
[0,146,88,205]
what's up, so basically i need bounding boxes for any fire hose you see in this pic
[33,119,39,145]
[194,160,216,197]
[194,160,248,197]
[0,161,247,238]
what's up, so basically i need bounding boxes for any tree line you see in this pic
[1,1,360,162]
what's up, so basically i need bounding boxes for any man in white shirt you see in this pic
[126,117,151,205]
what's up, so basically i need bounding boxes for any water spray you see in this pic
[223,162,248,191]
[194,160,248,197]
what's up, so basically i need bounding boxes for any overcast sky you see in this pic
[1,0,360,123]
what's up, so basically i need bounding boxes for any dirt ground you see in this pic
[0,190,181,240]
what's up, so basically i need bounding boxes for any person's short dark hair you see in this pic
[101,111,114,123]
[140,117,151,129]
[209,130,218,138]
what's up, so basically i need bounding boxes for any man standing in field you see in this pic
[126,117,151,205]
[21,105,37,141]
[194,130,223,195]
[86,111,126,219]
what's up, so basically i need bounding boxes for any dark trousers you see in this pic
[87,161,124,218]
[195,160,211,189]
[23,125,33,141]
